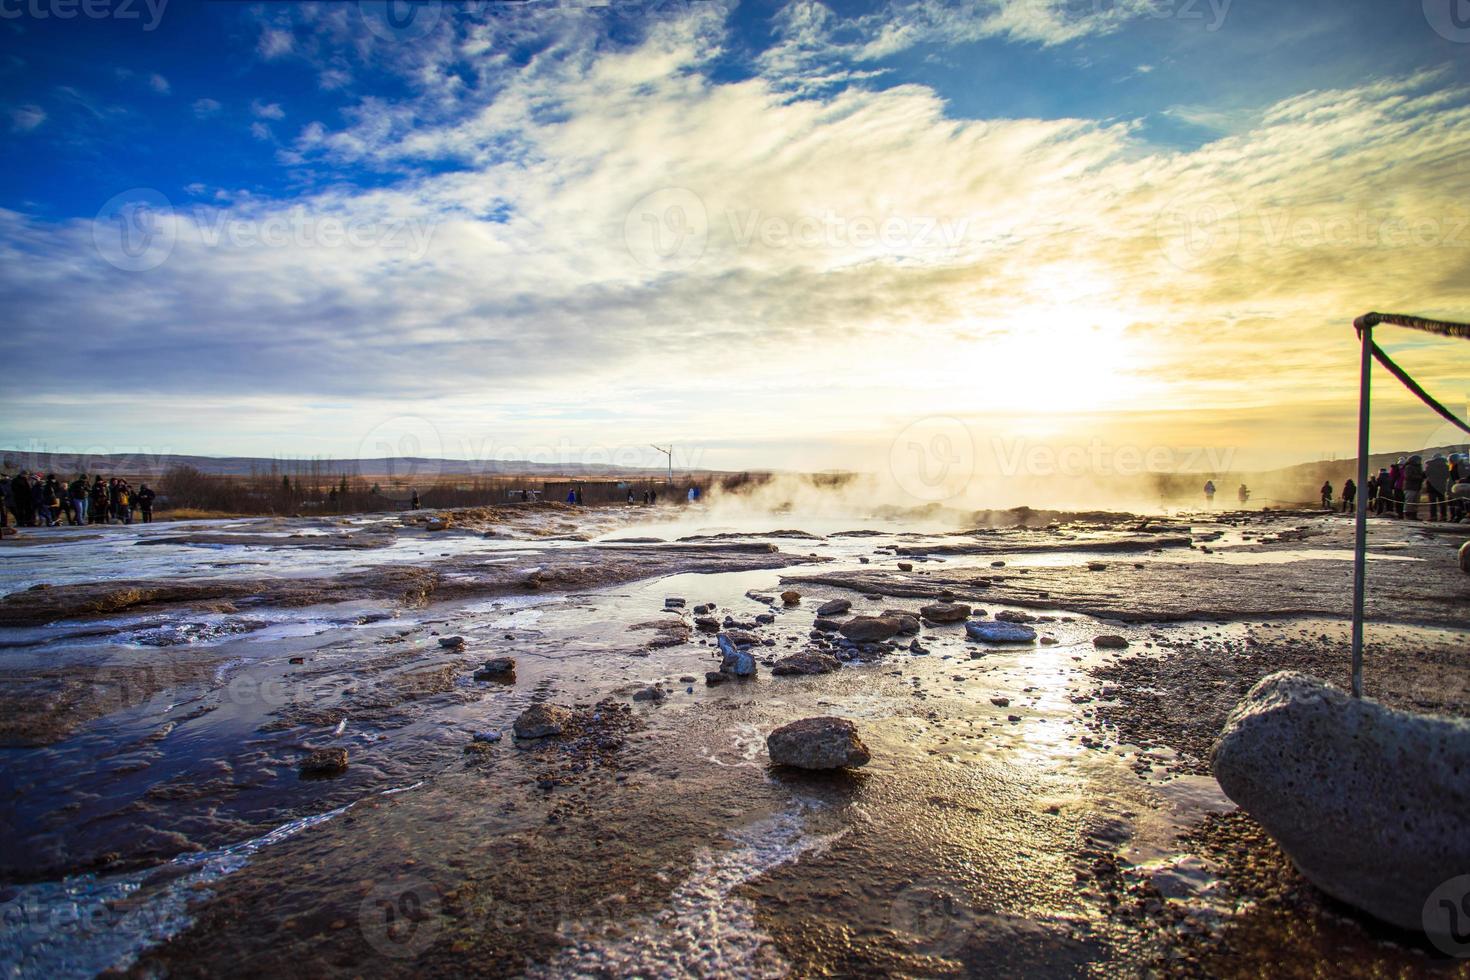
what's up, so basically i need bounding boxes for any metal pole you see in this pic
[1350,322,1372,698]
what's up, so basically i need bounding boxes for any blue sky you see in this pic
[2,0,1468,478]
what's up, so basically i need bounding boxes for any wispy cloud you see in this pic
[8,105,45,132]
[192,97,222,118]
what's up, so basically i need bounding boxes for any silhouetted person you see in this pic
[1342,479,1356,513]
[410,490,420,511]
[1320,481,1333,510]
[137,484,155,523]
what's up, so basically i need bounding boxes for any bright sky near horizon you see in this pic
[1,0,1468,478]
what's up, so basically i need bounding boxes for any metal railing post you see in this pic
[1350,321,1372,698]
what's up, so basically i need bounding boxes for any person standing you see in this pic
[137,484,156,523]
[1403,455,1425,520]
[1203,480,1216,506]
[35,475,57,527]
[90,477,107,524]
[410,489,420,511]
[1342,478,1356,514]
[70,474,89,526]
[9,473,30,527]
[0,474,11,529]
[1320,481,1333,510]
[1424,453,1450,522]
[1390,461,1405,517]
[574,487,583,506]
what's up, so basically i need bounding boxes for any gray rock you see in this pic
[812,617,843,632]
[771,653,841,676]
[718,634,757,676]
[439,635,466,649]
[705,671,730,685]
[1211,671,1470,931]
[474,656,517,681]
[816,598,853,616]
[632,686,667,702]
[694,615,720,631]
[839,615,903,643]
[767,716,871,770]
[919,602,971,623]
[965,621,1037,643]
[513,703,573,739]
[665,597,686,608]
[994,610,1035,624]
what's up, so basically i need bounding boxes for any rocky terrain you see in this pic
[0,503,1465,977]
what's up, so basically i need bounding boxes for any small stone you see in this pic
[694,615,720,631]
[474,657,517,680]
[994,610,1034,624]
[705,671,730,685]
[299,747,348,778]
[1093,635,1130,649]
[664,597,686,608]
[471,731,502,743]
[632,686,667,703]
[897,562,913,571]
[839,616,903,643]
[772,653,841,676]
[1087,562,1107,571]
[439,636,466,649]
[816,598,852,616]
[965,621,1037,643]
[919,602,971,623]
[718,634,757,676]
[781,591,802,605]
[991,697,1011,707]
[513,703,572,739]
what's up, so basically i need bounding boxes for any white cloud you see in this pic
[251,100,284,119]
[250,121,272,140]
[258,27,294,60]
[9,105,45,131]
[192,98,222,118]
[0,9,1466,468]
[148,73,170,94]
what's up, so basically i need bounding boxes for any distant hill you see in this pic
[0,451,694,480]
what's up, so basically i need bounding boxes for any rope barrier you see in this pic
[1368,343,1470,435]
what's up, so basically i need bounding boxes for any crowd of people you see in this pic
[1,473,155,528]
[1320,452,1470,521]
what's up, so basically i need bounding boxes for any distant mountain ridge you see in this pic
[0,451,690,479]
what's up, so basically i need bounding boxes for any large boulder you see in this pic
[717,634,757,676]
[513,703,572,739]
[839,615,903,643]
[767,717,870,769]
[965,621,1036,643]
[1210,671,1470,931]
[919,602,970,623]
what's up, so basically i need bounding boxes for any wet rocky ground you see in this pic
[0,503,1466,977]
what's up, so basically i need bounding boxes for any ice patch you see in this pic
[529,809,846,979]
[0,780,420,979]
